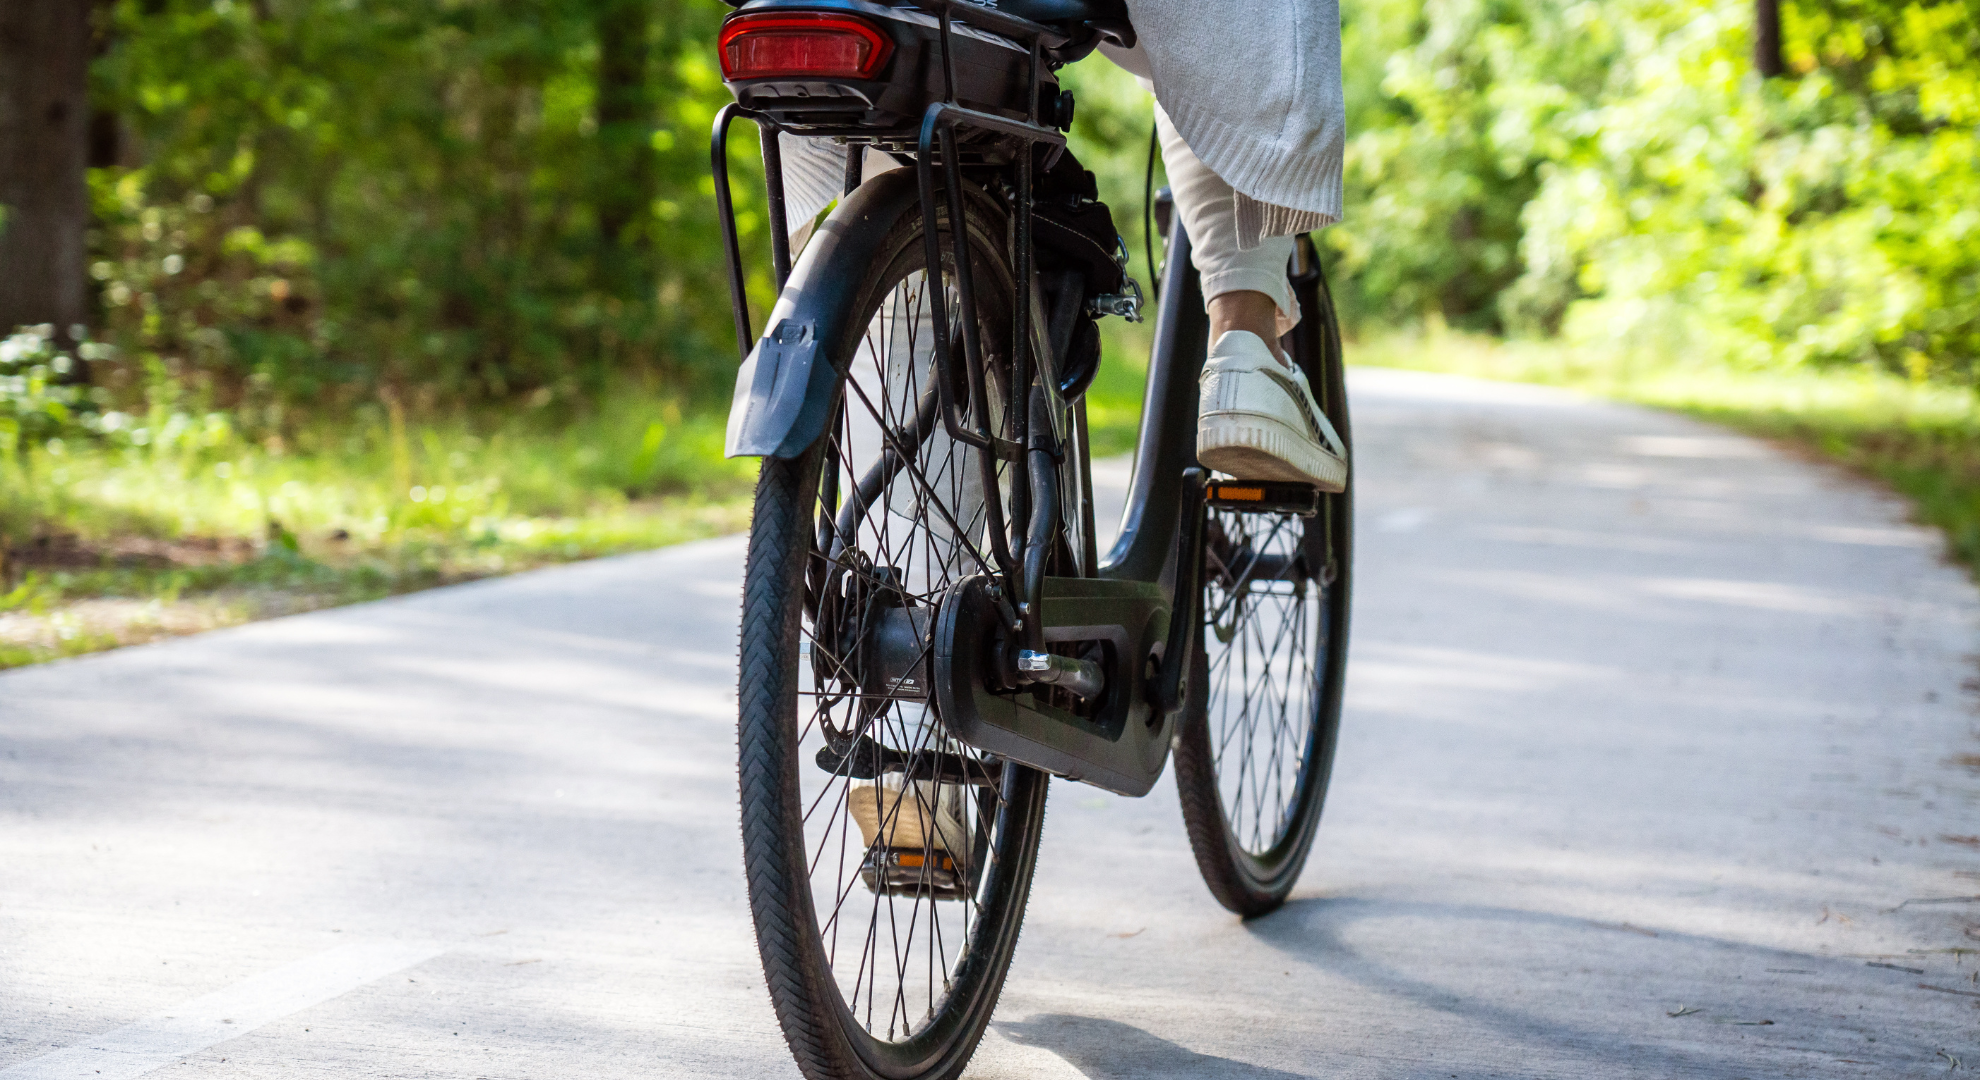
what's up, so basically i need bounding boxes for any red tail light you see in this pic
[720,13,894,81]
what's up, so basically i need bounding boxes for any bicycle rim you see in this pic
[737,187,1047,1080]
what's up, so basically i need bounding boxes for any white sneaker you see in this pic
[848,775,969,856]
[849,775,971,896]
[1196,331,1349,491]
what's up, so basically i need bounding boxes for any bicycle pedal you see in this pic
[859,847,967,900]
[1205,480,1321,517]
[847,779,968,852]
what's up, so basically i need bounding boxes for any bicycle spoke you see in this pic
[1202,508,1323,856]
[784,258,1021,1046]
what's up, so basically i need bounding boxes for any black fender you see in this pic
[724,169,928,460]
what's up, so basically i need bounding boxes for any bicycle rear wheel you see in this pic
[737,177,1046,1080]
[1172,238,1353,917]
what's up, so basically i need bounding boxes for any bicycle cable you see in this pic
[1144,116,1160,304]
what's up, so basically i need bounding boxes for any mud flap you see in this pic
[725,318,833,459]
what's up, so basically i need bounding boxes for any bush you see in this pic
[0,327,107,458]
[88,0,761,422]
[82,0,1980,414]
[1331,0,1980,381]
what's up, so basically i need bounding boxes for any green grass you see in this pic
[0,314,1165,672]
[1354,327,1980,573]
[1088,317,1155,456]
[0,380,757,668]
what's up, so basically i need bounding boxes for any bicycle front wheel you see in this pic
[1173,238,1353,917]
[736,175,1046,1080]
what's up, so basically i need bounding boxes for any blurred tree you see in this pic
[73,0,1980,416]
[1755,0,1786,76]
[595,0,658,292]
[1327,0,1980,380]
[85,0,754,424]
[0,0,91,343]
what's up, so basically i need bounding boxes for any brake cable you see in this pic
[1143,117,1161,303]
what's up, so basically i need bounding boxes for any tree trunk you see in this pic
[0,0,91,341]
[595,0,654,288]
[1754,0,1786,78]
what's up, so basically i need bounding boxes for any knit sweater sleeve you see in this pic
[1111,0,1346,237]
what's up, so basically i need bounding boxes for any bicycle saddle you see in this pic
[988,0,1129,27]
[991,0,1135,57]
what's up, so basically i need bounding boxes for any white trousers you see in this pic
[1104,43,1300,334]
[1155,102,1300,335]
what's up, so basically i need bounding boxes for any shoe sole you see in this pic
[1198,412,1349,492]
[848,782,966,854]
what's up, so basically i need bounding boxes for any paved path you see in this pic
[5,369,1979,1079]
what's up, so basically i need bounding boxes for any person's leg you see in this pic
[1154,106,1345,489]
[1207,291,1287,365]
[1095,47,1343,487]
[1155,104,1298,366]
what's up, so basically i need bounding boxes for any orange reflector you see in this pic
[1214,486,1265,501]
[894,853,952,870]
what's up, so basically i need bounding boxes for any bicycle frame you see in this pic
[711,0,1209,795]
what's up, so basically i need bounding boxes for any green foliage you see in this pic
[88,0,763,419]
[79,7,1165,425]
[0,328,102,457]
[1333,0,1553,331]
[84,0,1980,410]
[2,373,751,552]
[0,372,755,668]
[1333,0,1980,381]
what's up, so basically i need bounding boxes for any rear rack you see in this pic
[711,0,1083,659]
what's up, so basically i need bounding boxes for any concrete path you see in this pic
[5,368,1978,1079]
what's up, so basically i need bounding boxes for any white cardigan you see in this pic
[1101,0,1345,244]
[773,0,1344,244]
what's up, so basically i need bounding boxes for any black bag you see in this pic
[1030,147,1127,298]
[1030,147,1126,399]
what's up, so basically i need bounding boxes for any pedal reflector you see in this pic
[860,847,965,899]
[1206,480,1322,517]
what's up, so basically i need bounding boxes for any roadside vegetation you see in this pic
[0,327,752,667]
[0,320,1140,671]
[0,36,1169,670]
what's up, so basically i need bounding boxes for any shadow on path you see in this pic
[1237,895,1934,1074]
[996,1014,1315,1079]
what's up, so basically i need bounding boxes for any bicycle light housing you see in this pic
[719,12,893,81]
[718,1,1044,130]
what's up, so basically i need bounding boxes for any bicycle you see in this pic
[710,2,1353,1077]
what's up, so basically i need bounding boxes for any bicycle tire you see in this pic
[737,175,1049,1080]
[1172,237,1353,917]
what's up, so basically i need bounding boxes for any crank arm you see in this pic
[1149,467,1206,716]
[815,735,1003,787]
[934,574,1174,796]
